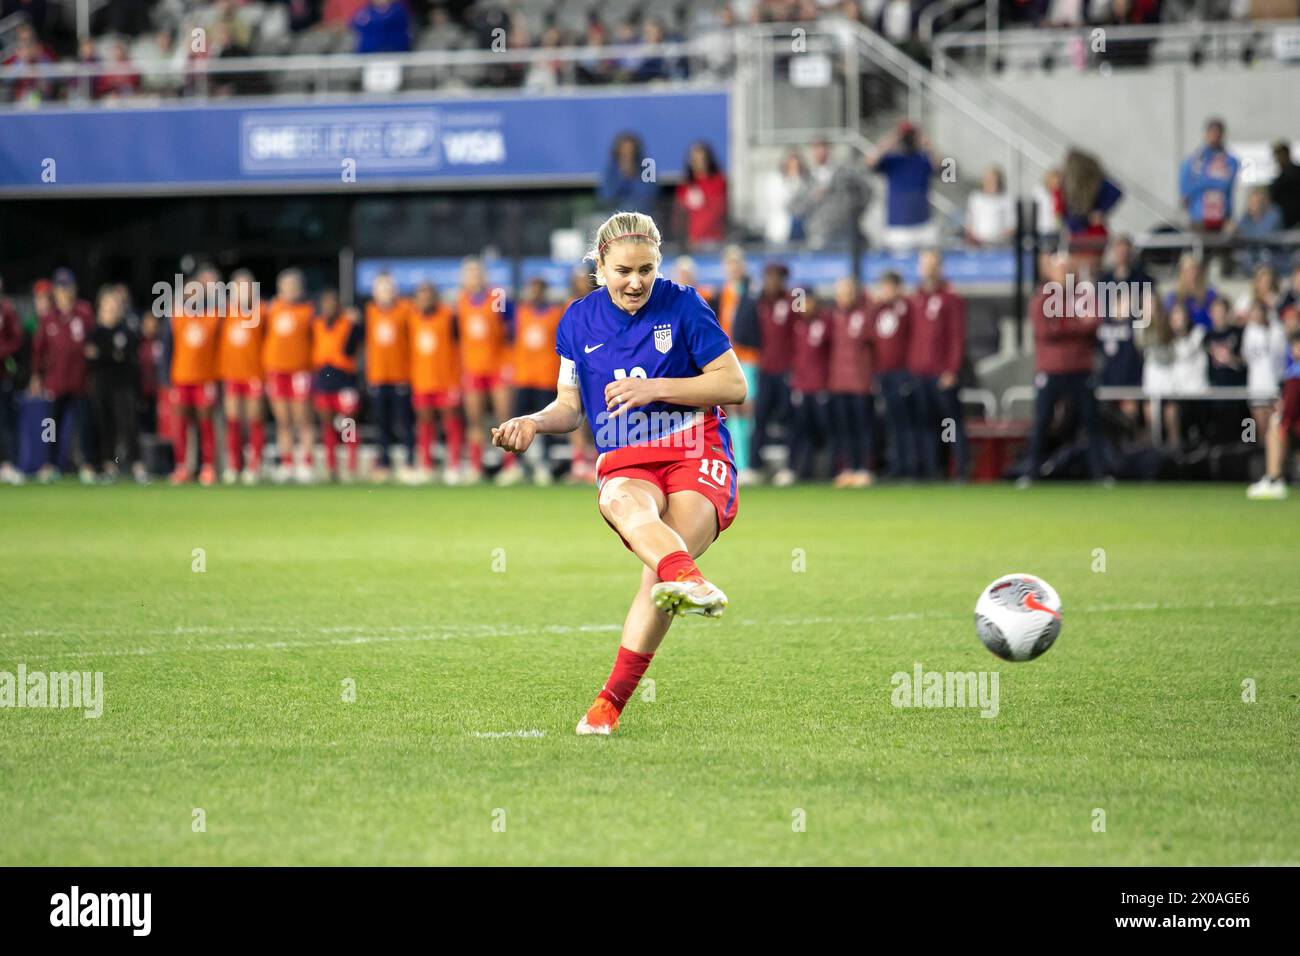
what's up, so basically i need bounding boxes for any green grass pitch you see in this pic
[2,482,1297,866]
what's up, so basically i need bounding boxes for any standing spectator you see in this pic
[1179,118,1240,233]
[1143,303,1206,451]
[1097,286,1145,433]
[965,166,1015,246]
[598,132,659,216]
[1021,254,1105,485]
[826,276,875,488]
[85,287,144,483]
[351,0,411,53]
[1164,253,1218,330]
[867,122,936,252]
[1241,301,1288,433]
[1031,167,1062,248]
[673,141,727,249]
[908,250,967,480]
[138,311,164,439]
[1099,234,1156,301]
[759,151,812,245]
[751,263,796,482]
[1245,331,1300,500]
[870,271,917,479]
[0,276,24,484]
[803,139,872,251]
[1268,141,1300,230]
[1230,187,1285,273]
[1203,297,1246,446]
[1055,148,1123,262]
[31,269,97,483]
[782,297,832,485]
[1280,258,1300,334]
[1233,263,1279,327]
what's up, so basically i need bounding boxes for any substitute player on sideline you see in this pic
[491,212,747,736]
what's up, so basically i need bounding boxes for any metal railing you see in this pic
[0,36,729,103]
[932,19,1300,72]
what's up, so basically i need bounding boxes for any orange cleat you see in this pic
[575,697,620,736]
[169,467,191,486]
[198,464,217,486]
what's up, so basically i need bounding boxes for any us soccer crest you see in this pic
[653,324,672,354]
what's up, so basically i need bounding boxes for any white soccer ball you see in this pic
[974,573,1063,662]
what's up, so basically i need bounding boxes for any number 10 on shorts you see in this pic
[699,459,728,485]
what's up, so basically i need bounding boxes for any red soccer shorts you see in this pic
[173,382,217,409]
[224,379,264,399]
[412,389,461,411]
[266,370,312,401]
[596,457,738,553]
[463,372,502,393]
[313,388,361,415]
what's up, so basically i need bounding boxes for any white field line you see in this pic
[469,730,546,738]
[7,595,1300,662]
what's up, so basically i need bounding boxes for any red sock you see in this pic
[503,451,516,468]
[225,420,243,472]
[323,420,338,472]
[656,550,703,584]
[174,418,189,471]
[444,415,463,467]
[198,419,215,467]
[249,421,265,471]
[470,440,482,471]
[418,420,434,469]
[597,646,655,712]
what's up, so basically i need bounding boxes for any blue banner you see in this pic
[0,90,728,193]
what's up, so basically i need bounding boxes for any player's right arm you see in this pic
[492,379,583,453]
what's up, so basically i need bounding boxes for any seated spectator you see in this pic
[964,165,1015,246]
[1055,148,1122,262]
[867,122,936,252]
[576,15,613,85]
[634,18,673,82]
[95,40,141,100]
[1231,187,1285,273]
[1279,258,1300,335]
[3,21,55,105]
[132,28,186,96]
[759,150,812,245]
[351,0,411,54]
[804,139,871,251]
[1164,253,1217,330]
[1180,118,1239,234]
[1268,141,1300,230]
[523,26,566,90]
[598,132,659,216]
[673,141,728,249]
[69,37,102,102]
[1094,0,1159,68]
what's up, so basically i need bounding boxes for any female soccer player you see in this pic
[491,212,747,736]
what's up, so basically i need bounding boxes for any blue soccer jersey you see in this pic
[556,276,735,468]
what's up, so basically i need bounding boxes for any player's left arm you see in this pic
[606,349,747,415]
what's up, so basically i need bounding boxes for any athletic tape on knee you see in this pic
[599,477,660,530]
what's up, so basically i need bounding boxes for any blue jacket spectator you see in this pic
[870,122,934,228]
[352,0,412,55]
[1179,118,1240,231]
[1234,187,1285,272]
[597,133,659,214]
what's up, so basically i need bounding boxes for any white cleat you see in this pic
[221,468,239,485]
[494,464,525,486]
[771,467,796,488]
[1246,477,1287,500]
[651,578,729,619]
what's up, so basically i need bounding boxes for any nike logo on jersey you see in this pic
[584,343,605,353]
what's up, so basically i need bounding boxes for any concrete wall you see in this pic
[966,64,1300,232]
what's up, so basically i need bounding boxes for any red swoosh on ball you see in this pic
[1022,591,1062,619]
